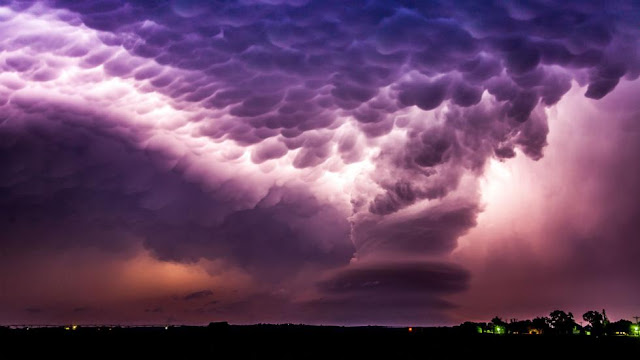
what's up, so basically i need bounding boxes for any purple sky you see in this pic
[1,0,639,326]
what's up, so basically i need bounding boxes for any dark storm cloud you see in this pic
[2,0,640,324]
[33,0,639,144]
[0,97,354,282]
[9,0,633,214]
[183,290,213,301]
[363,101,540,220]
[355,202,479,256]
[319,261,469,295]
[302,260,468,324]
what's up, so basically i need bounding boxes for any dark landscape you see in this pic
[2,1,640,355]
[2,323,639,357]
[3,310,640,358]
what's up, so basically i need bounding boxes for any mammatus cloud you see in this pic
[1,0,639,324]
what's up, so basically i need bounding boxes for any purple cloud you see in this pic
[1,0,639,325]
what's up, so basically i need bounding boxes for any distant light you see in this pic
[408,327,413,332]
[72,325,78,331]
[165,326,169,330]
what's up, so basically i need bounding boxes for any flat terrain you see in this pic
[1,325,638,358]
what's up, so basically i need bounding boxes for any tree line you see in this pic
[458,309,640,336]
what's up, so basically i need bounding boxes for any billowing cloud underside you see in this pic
[1,0,638,322]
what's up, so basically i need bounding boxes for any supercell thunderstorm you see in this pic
[1,0,639,324]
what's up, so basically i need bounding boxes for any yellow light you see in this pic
[408,327,413,332]
[64,326,70,331]
[72,325,78,330]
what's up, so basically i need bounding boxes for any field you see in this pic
[1,325,638,358]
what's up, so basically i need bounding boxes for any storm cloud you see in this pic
[1,0,639,325]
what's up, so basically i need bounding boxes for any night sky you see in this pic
[1,0,639,326]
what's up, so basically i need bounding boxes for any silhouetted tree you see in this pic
[455,311,638,338]
[602,309,609,330]
[549,310,576,335]
[531,316,551,334]
[491,316,506,326]
[491,316,507,334]
[583,310,604,336]
[507,319,532,334]
[458,321,483,335]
